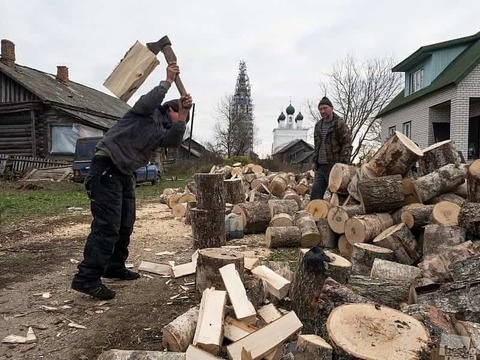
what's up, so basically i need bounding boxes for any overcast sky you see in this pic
[1,0,479,157]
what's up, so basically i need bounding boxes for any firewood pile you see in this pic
[149,133,480,359]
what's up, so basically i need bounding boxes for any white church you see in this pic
[272,103,309,154]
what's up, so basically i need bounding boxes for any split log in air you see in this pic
[422,224,466,260]
[265,226,301,248]
[195,248,244,297]
[268,199,299,218]
[305,199,332,220]
[326,204,364,234]
[430,201,460,226]
[348,275,412,309]
[344,213,394,245]
[418,139,460,176]
[194,173,225,210]
[372,223,420,265]
[412,163,467,203]
[232,202,271,234]
[328,163,357,193]
[269,213,294,227]
[293,211,321,247]
[326,303,430,360]
[366,131,423,177]
[317,218,337,248]
[458,202,480,238]
[370,258,423,283]
[191,208,226,249]
[350,242,394,276]
[358,174,404,214]
[401,204,434,230]
[224,178,245,205]
[162,306,199,352]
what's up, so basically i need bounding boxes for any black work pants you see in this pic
[311,164,333,200]
[73,156,136,289]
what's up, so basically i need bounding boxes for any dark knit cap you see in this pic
[318,96,333,108]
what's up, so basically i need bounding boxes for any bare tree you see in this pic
[308,54,402,162]
[207,94,255,157]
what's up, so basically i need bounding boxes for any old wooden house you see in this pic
[272,139,314,169]
[0,39,130,159]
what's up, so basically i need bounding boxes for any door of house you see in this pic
[468,115,480,160]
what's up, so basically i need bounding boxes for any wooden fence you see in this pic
[0,155,71,177]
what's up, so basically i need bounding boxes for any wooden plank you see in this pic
[226,311,303,360]
[193,288,227,355]
[103,41,160,102]
[257,304,282,324]
[138,261,172,276]
[251,265,291,299]
[220,264,256,323]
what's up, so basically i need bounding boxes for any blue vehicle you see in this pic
[72,136,160,185]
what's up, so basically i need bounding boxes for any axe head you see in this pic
[146,36,171,55]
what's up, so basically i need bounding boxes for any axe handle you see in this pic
[162,45,187,96]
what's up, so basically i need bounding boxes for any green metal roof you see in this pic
[378,37,480,118]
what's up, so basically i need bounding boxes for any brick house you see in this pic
[377,31,480,160]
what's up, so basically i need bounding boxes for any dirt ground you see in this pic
[0,201,267,360]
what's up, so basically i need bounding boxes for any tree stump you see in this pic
[350,242,394,276]
[430,201,460,226]
[269,213,294,227]
[327,204,364,234]
[370,258,422,283]
[401,204,435,230]
[348,275,412,309]
[418,139,460,176]
[268,199,299,218]
[372,223,420,265]
[344,213,394,244]
[305,199,332,220]
[195,248,244,297]
[191,208,226,249]
[468,159,480,202]
[162,306,199,352]
[328,163,357,193]
[327,304,430,360]
[412,164,467,203]
[232,202,271,234]
[422,224,466,260]
[193,173,225,210]
[366,131,424,176]
[317,218,337,248]
[224,178,245,205]
[337,234,353,259]
[358,174,404,213]
[290,249,329,330]
[427,192,465,206]
[265,226,301,248]
[293,211,321,247]
[458,202,480,238]
[324,251,352,285]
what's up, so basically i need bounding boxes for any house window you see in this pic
[402,121,412,138]
[409,68,424,94]
[388,126,396,136]
[50,125,78,154]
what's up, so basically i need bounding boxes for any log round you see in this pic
[401,204,434,230]
[193,173,225,210]
[347,164,378,202]
[327,205,364,234]
[250,176,269,192]
[162,306,199,352]
[328,163,357,193]
[282,188,302,208]
[430,201,460,226]
[293,211,321,247]
[268,174,289,197]
[252,164,264,174]
[324,251,352,285]
[427,192,465,206]
[366,131,423,177]
[265,226,301,248]
[358,174,404,213]
[418,139,460,176]
[305,200,332,220]
[449,255,480,282]
[344,213,394,245]
[422,224,466,260]
[372,223,420,265]
[350,242,394,276]
[458,202,480,238]
[391,203,423,223]
[327,303,430,360]
[268,199,299,218]
[337,234,353,259]
[232,202,271,234]
[295,178,310,195]
[224,178,245,205]
[370,258,422,283]
[195,248,244,297]
[269,213,294,227]
[190,208,226,249]
[468,159,480,202]
[317,218,337,248]
[172,203,187,218]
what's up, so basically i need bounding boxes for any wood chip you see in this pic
[68,322,87,329]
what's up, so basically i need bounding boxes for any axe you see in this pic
[147,36,188,97]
